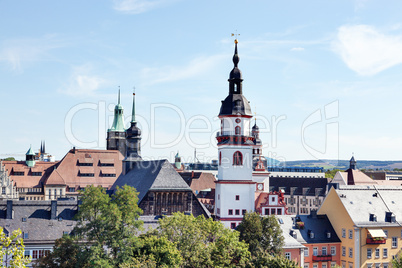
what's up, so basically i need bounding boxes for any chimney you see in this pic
[6,200,13,219]
[51,200,57,220]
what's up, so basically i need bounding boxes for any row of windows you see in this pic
[24,249,51,260]
[367,248,389,259]
[304,246,336,257]
[79,173,116,177]
[228,209,247,216]
[366,263,389,268]
[263,208,283,215]
[341,228,354,239]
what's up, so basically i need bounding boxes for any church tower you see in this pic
[123,91,142,174]
[215,39,256,229]
[107,89,126,156]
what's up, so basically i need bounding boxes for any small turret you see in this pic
[25,145,35,167]
[349,156,356,170]
[174,152,182,169]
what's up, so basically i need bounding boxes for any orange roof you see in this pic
[46,169,66,186]
[3,161,57,188]
[47,149,123,188]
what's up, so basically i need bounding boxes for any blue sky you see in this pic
[2,0,402,163]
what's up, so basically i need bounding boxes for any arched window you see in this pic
[235,126,241,135]
[219,152,222,166]
[233,151,243,166]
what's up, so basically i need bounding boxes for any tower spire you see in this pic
[118,86,121,105]
[131,87,136,123]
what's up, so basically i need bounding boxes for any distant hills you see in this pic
[278,159,402,171]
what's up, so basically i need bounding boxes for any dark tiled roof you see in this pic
[277,214,341,244]
[0,200,77,244]
[111,160,192,202]
[269,177,329,196]
[219,94,252,116]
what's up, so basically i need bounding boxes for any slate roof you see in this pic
[269,177,329,196]
[277,214,341,245]
[219,94,252,117]
[0,200,77,244]
[111,159,192,202]
[330,185,402,227]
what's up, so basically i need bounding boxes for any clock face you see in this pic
[257,184,263,190]
[235,118,241,123]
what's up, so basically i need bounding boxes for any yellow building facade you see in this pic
[318,185,402,268]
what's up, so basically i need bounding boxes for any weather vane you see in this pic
[133,86,136,95]
[231,31,240,39]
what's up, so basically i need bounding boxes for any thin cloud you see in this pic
[0,35,65,72]
[140,54,226,85]
[290,47,305,52]
[60,64,107,97]
[332,24,402,76]
[113,0,179,14]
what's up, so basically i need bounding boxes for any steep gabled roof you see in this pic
[111,159,192,202]
[45,169,66,186]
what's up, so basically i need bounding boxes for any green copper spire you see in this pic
[108,88,126,132]
[131,90,136,123]
[26,145,36,167]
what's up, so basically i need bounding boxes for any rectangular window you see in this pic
[230,223,236,229]
[271,208,276,215]
[313,247,318,256]
[322,264,327,268]
[265,208,269,215]
[331,262,336,268]
[331,246,336,256]
[349,247,353,258]
[392,237,398,248]
[383,248,388,258]
[32,250,38,259]
[342,246,346,257]
[2,187,5,195]
[322,246,327,255]
[242,209,246,215]
[23,232,28,239]
[59,189,62,196]
[383,263,389,268]
[285,252,291,260]
[367,264,372,268]
[375,264,380,268]
[24,250,30,258]
[235,209,240,215]
[277,208,282,215]
[367,248,372,259]
[228,209,233,215]
[304,248,309,257]
[375,248,380,258]
[313,264,318,268]
[342,228,346,238]
[235,195,240,201]
[217,208,220,215]
[348,229,353,239]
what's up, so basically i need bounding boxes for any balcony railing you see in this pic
[366,237,386,244]
[312,255,332,262]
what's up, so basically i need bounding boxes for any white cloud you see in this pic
[290,47,305,52]
[140,54,226,85]
[113,0,178,14]
[0,35,65,72]
[332,24,402,76]
[60,64,106,96]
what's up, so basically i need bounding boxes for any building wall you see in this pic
[317,188,356,268]
[285,195,324,215]
[284,247,305,267]
[218,146,253,181]
[303,243,341,268]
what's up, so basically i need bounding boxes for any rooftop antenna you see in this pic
[194,148,199,164]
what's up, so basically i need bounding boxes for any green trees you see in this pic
[237,212,284,255]
[35,185,143,268]
[155,212,250,268]
[0,228,30,267]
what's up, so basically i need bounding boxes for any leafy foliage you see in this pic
[247,250,299,268]
[0,227,30,267]
[155,212,250,268]
[393,250,402,268]
[35,185,143,267]
[325,169,342,179]
[237,212,284,256]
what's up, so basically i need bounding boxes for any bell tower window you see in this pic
[219,152,222,166]
[235,126,241,135]
[233,151,243,166]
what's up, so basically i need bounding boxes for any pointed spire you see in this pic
[42,140,46,154]
[118,86,121,105]
[40,141,43,154]
[131,88,136,123]
[233,39,239,67]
